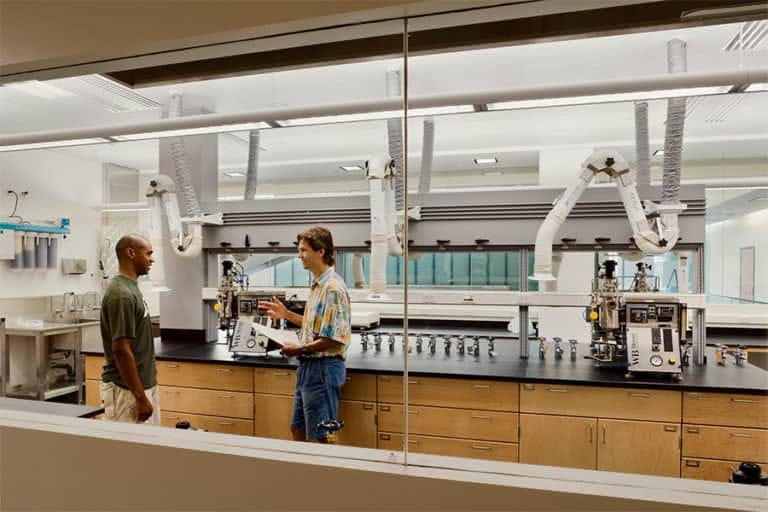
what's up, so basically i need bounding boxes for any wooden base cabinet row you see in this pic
[519,414,681,477]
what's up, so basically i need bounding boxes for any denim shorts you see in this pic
[291,356,346,440]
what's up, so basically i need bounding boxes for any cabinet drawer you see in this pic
[157,361,253,392]
[378,404,518,442]
[378,375,518,412]
[683,392,767,429]
[682,458,742,483]
[378,432,518,463]
[340,373,376,402]
[254,368,296,395]
[337,400,377,449]
[85,356,104,381]
[161,386,253,419]
[683,425,768,462]
[85,379,101,407]
[520,383,680,422]
[160,411,253,436]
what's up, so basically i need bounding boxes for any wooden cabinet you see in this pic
[84,379,100,407]
[597,419,681,477]
[160,411,253,436]
[341,373,376,402]
[161,386,253,419]
[683,392,767,429]
[378,433,518,463]
[519,414,596,470]
[254,368,296,395]
[337,400,377,448]
[682,458,740,483]
[683,424,768,462]
[157,361,253,392]
[378,375,518,411]
[85,355,103,380]
[253,393,294,440]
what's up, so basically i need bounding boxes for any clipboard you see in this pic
[250,323,299,347]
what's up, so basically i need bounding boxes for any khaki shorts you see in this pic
[100,381,160,425]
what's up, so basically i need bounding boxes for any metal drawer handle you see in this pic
[686,460,700,467]
[379,433,391,441]
[471,415,491,420]
[215,368,232,373]
[407,380,420,385]
[547,388,568,393]
[630,393,651,398]
[217,421,234,426]
[686,392,700,399]
[473,384,491,389]
[273,372,290,377]
[664,425,678,432]
[731,399,757,404]
[729,433,753,438]
[164,415,181,420]
[346,377,352,382]
[363,403,374,410]
[380,405,391,412]
[407,439,419,444]
[407,409,419,415]
[165,390,180,395]
[522,384,535,391]
[602,425,607,445]
[471,445,491,451]
[218,395,234,399]
[165,364,180,369]
[588,425,593,443]
[687,427,699,434]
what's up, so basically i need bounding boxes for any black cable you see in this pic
[6,190,27,223]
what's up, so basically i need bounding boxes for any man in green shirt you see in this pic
[100,234,159,424]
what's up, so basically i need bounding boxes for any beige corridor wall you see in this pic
[0,0,496,75]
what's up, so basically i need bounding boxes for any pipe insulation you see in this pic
[386,68,405,212]
[244,130,260,200]
[634,102,651,188]
[168,93,201,217]
[418,117,435,197]
[662,38,687,204]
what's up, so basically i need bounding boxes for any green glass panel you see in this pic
[470,252,489,286]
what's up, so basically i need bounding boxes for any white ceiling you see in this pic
[0,20,766,189]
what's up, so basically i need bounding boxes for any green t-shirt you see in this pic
[100,275,157,389]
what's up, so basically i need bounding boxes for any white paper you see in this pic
[250,323,299,347]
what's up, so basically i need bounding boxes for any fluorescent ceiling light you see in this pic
[112,122,270,141]
[489,86,731,111]
[95,202,151,212]
[0,138,110,152]
[481,170,504,176]
[340,165,363,171]
[474,157,498,164]
[282,105,473,127]
[745,83,768,92]
[653,149,664,156]
[224,171,246,177]
[4,80,75,99]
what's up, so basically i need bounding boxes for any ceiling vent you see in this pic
[56,74,161,112]
[723,20,768,51]
[704,95,747,123]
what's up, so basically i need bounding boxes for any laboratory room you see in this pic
[0,1,766,510]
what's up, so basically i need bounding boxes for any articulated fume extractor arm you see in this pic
[145,175,223,290]
[365,156,402,299]
[531,150,686,281]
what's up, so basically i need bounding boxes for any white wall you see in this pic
[0,148,102,301]
[536,252,593,343]
[706,208,768,303]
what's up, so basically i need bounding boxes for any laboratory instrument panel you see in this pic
[229,291,304,357]
[357,331,502,359]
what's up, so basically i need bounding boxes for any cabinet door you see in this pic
[519,414,596,470]
[597,419,680,477]
[85,356,104,381]
[336,400,377,448]
[253,393,294,440]
[85,380,101,407]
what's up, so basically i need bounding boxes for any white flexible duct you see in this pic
[662,38,687,205]
[148,196,170,292]
[634,101,651,188]
[351,253,366,288]
[532,165,595,281]
[244,130,260,200]
[367,156,401,297]
[168,93,202,217]
[146,175,203,259]
[418,117,435,198]
[386,68,405,212]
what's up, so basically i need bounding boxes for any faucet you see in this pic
[374,333,383,352]
[387,333,396,353]
[81,291,101,310]
[538,337,547,360]
[715,344,727,366]
[487,337,497,358]
[734,345,747,367]
[444,336,452,356]
[457,335,466,356]
[553,337,564,360]
[682,343,692,367]
[470,336,480,357]
[428,335,437,355]
[361,332,369,352]
[569,339,578,361]
[415,333,424,354]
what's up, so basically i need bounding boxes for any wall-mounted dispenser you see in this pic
[0,219,70,271]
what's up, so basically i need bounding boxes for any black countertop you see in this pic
[0,397,103,418]
[86,338,768,395]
